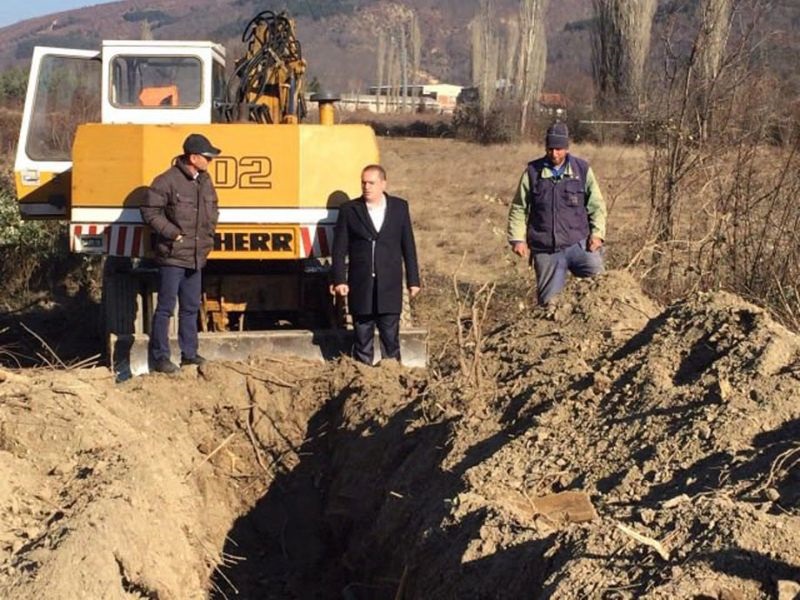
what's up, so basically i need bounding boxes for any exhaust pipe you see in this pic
[310,91,340,125]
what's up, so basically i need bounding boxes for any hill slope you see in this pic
[0,0,594,99]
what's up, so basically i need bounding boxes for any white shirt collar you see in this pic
[366,194,387,210]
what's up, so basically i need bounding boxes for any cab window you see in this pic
[111,56,202,108]
[26,55,101,161]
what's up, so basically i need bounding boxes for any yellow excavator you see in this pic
[13,11,426,378]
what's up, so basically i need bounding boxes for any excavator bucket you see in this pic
[102,260,427,380]
[109,329,428,380]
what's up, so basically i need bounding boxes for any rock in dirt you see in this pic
[777,580,800,600]
[717,588,744,600]
[532,491,597,524]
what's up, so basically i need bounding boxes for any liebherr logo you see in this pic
[214,231,294,252]
[211,156,272,189]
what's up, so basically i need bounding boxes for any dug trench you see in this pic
[0,271,798,599]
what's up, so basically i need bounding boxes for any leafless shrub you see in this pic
[452,255,497,389]
[452,98,518,144]
[0,108,21,155]
[632,0,800,331]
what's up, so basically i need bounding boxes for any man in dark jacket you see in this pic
[331,165,421,365]
[506,122,607,306]
[141,133,221,373]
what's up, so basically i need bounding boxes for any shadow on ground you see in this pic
[0,289,102,368]
[210,374,557,599]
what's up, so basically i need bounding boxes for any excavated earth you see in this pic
[0,270,798,599]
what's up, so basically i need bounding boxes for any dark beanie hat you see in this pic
[545,122,570,149]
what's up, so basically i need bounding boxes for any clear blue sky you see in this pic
[0,0,119,28]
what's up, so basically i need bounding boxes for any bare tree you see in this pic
[377,15,420,114]
[500,17,520,91]
[591,0,656,115]
[387,32,399,111]
[376,29,386,113]
[696,0,733,139]
[516,0,548,133]
[399,21,409,112]
[140,19,153,40]
[470,0,500,117]
[410,12,422,110]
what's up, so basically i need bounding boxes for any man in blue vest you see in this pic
[507,122,607,305]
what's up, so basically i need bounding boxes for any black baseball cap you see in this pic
[183,133,221,157]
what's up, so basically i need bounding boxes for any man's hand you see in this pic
[587,235,604,252]
[330,283,349,296]
[409,286,421,299]
[175,234,184,242]
[511,241,530,259]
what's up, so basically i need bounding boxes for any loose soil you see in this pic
[0,139,798,599]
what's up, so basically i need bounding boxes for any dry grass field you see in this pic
[381,137,651,284]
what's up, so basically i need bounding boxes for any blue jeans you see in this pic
[532,240,604,305]
[149,266,202,363]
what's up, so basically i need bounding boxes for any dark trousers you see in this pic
[353,313,400,365]
[149,266,202,363]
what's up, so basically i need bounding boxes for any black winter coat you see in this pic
[332,195,420,316]
[141,159,219,269]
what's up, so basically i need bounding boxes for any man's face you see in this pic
[361,169,387,203]
[189,153,212,173]
[546,147,567,167]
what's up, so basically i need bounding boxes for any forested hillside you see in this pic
[0,0,795,104]
[0,0,800,113]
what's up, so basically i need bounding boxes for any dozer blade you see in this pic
[110,328,427,380]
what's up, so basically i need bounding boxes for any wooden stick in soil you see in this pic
[245,376,271,475]
[184,432,236,480]
[20,322,67,369]
[754,443,800,496]
[393,564,409,600]
[616,522,670,561]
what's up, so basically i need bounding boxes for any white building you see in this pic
[366,83,464,114]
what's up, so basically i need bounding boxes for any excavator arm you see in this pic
[222,10,307,124]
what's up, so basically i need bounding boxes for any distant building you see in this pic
[539,92,569,118]
[323,92,440,114]
[367,83,463,114]
[455,86,570,119]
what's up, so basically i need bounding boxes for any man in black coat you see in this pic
[331,164,421,365]
[141,133,221,374]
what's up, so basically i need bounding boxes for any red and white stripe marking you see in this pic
[71,224,147,257]
[299,225,334,258]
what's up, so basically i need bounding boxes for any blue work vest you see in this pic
[526,155,590,252]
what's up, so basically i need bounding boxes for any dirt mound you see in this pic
[0,271,798,599]
[439,280,800,599]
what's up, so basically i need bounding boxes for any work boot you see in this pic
[152,358,180,374]
[181,354,207,367]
